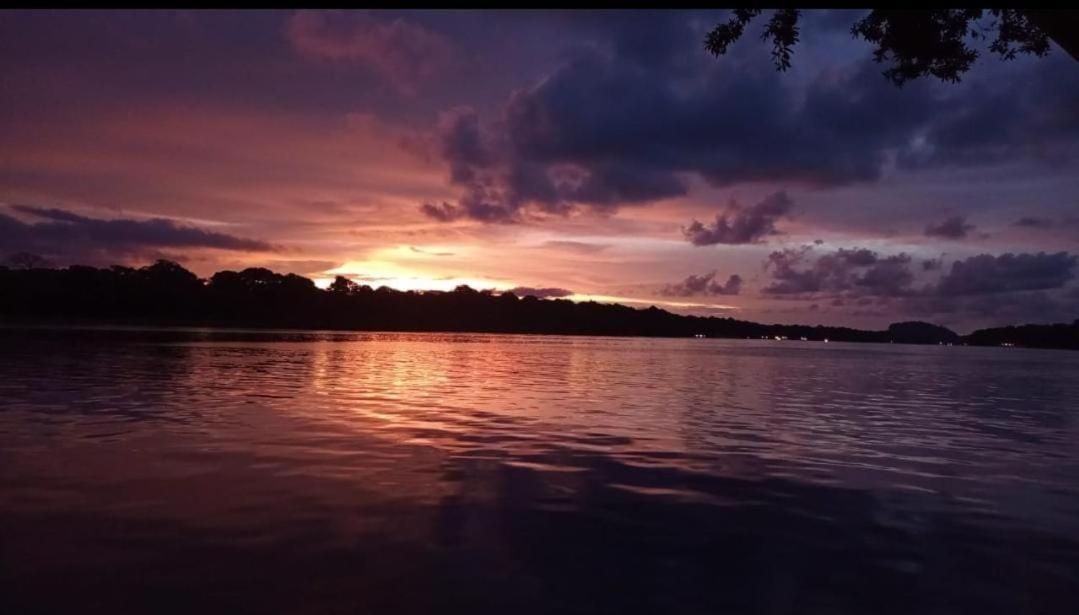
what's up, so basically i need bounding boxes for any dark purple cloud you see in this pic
[660,271,742,297]
[764,247,1076,299]
[907,290,1079,329]
[500,50,936,190]
[763,246,915,297]
[1014,216,1054,228]
[935,252,1077,295]
[421,53,934,222]
[760,244,1079,326]
[683,191,793,246]
[925,216,975,239]
[422,103,687,223]
[416,13,947,224]
[420,12,1079,224]
[507,286,573,299]
[1012,216,1079,231]
[1,205,273,265]
[896,54,1079,170]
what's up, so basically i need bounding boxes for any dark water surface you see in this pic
[2,328,1078,614]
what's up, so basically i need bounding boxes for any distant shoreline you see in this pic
[1,318,1075,352]
[3,261,1077,350]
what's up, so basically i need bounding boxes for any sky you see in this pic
[2,9,1078,332]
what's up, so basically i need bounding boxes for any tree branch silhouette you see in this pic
[705,9,1077,86]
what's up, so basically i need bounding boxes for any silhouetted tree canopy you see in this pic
[706,9,1077,85]
[328,275,360,295]
[2,258,1076,349]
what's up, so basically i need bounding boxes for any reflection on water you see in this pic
[2,328,1078,614]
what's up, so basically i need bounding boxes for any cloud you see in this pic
[410,246,454,257]
[507,286,574,299]
[541,240,610,254]
[925,216,975,239]
[763,246,914,297]
[682,191,793,246]
[1014,216,1054,228]
[934,252,1077,295]
[420,201,464,222]
[906,290,1079,328]
[760,243,1079,325]
[0,205,273,265]
[502,49,934,188]
[922,257,944,271]
[1012,216,1079,231]
[764,246,1076,300]
[420,30,947,223]
[418,13,1079,225]
[660,271,742,297]
[895,54,1079,170]
[420,104,686,223]
[285,10,455,95]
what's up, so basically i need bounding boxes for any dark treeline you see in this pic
[965,321,1079,351]
[1,260,1075,349]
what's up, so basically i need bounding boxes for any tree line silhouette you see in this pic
[1,259,1076,349]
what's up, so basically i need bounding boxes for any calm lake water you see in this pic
[2,328,1078,614]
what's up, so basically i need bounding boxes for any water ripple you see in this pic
[2,328,1079,613]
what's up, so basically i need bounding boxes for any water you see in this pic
[2,328,1078,614]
